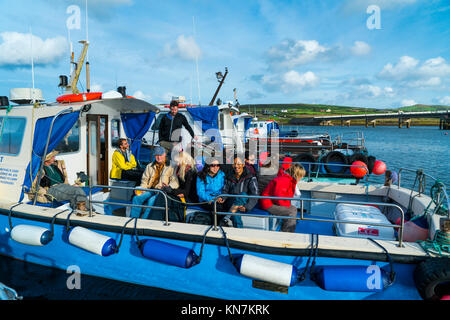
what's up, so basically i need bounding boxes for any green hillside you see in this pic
[240,103,449,125]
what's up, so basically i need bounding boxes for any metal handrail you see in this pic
[213,194,406,247]
[88,184,170,225]
[396,167,450,217]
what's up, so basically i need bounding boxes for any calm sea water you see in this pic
[1,125,448,300]
[281,125,450,188]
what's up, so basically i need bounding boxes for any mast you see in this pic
[64,40,89,94]
[209,67,228,106]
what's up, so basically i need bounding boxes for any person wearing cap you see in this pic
[158,100,198,156]
[33,150,89,214]
[130,146,179,219]
[110,138,142,182]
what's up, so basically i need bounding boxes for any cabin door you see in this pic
[87,114,109,186]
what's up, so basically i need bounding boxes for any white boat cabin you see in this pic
[0,90,159,204]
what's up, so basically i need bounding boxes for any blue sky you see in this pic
[0,0,449,108]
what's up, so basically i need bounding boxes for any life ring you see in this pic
[323,151,348,174]
[56,92,103,103]
[414,258,450,300]
[293,153,317,173]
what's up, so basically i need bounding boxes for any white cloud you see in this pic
[266,39,330,70]
[408,77,441,87]
[401,99,417,106]
[378,55,450,88]
[90,83,103,92]
[261,70,320,93]
[282,70,319,88]
[418,57,450,78]
[132,90,151,101]
[355,84,395,98]
[439,96,450,105]
[351,41,371,56]
[0,32,67,68]
[164,35,202,61]
[378,56,419,80]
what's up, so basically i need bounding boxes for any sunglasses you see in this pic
[210,164,220,167]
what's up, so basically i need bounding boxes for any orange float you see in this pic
[56,92,103,103]
[372,160,387,175]
[350,161,368,178]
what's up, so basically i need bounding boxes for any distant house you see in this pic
[326,109,331,112]
[281,109,288,113]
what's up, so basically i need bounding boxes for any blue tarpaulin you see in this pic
[20,111,80,201]
[186,106,222,147]
[120,111,156,162]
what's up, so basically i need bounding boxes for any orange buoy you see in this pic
[372,160,386,175]
[56,92,103,103]
[350,161,368,178]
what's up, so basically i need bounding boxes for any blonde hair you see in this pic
[173,151,196,181]
[286,163,305,182]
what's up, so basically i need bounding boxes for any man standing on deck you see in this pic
[158,100,198,156]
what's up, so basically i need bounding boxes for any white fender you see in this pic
[10,225,52,246]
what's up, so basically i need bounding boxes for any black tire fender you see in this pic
[323,151,348,174]
[293,153,317,173]
[413,258,450,301]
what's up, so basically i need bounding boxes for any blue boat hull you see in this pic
[0,213,422,300]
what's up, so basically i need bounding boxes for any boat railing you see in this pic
[213,193,406,247]
[280,160,368,182]
[87,185,170,225]
[85,183,405,246]
[334,131,365,147]
[396,167,450,217]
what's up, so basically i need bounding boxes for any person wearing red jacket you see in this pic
[260,163,305,232]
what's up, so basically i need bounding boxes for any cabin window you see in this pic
[55,120,80,154]
[0,117,26,155]
[111,119,121,147]
[219,113,224,130]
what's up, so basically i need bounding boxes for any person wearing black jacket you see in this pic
[219,155,259,227]
[158,100,197,155]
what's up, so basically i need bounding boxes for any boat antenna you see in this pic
[85,0,90,92]
[29,27,35,103]
[193,16,201,106]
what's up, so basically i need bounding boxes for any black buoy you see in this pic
[58,75,68,87]
[117,86,127,97]
[0,96,9,107]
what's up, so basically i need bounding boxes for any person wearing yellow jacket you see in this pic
[110,138,142,182]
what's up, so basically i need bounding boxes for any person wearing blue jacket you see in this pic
[196,158,227,223]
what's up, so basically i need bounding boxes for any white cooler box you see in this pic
[334,203,395,240]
